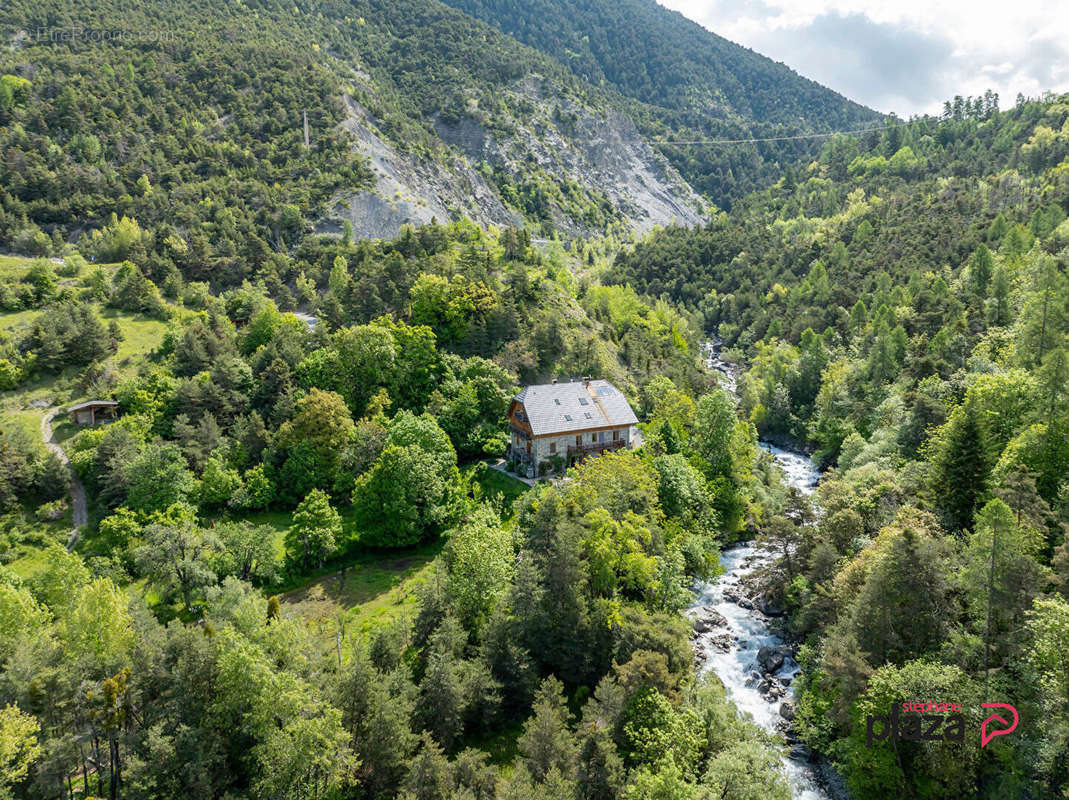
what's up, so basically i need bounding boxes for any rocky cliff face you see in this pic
[319,77,705,241]
[316,95,518,240]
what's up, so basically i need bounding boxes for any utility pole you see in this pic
[336,614,345,670]
[303,110,310,148]
[983,520,997,690]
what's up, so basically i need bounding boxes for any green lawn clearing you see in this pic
[281,538,444,642]
[465,463,531,517]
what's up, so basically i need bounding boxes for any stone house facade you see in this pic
[507,379,638,478]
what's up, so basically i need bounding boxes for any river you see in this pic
[690,342,837,800]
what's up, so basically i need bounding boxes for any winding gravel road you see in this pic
[40,408,86,550]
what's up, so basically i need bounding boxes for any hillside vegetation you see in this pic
[0,0,1065,797]
[442,0,880,199]
[0,205,814,799]
[0,0,694,261]
[611,93,1069,797]
[0,0,877,274]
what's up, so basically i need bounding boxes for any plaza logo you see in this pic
[865,701,1018,748]
[980,703,1018,748]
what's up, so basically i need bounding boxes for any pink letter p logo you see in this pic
[980,703,1018,748]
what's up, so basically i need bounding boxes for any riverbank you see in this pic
[695,339,848,800]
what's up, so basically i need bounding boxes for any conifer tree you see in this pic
[518,677,578,784]
[931,404,989,530]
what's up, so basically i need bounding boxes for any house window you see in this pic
[613,430,622,441]
[564,414,572,421]
[590,433,596,442]
[584,412,592,419]
[576,435,582,446]
[549,442,557,454]
[579,397,589,405]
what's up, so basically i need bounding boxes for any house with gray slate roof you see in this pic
[507,378,638,478]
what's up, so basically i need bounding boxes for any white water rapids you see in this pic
[690,342,834,800]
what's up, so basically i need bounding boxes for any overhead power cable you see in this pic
[649,123,899,146]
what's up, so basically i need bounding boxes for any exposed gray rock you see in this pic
[757,645,792,674]
[704,632,733,652]
[815,756,854,800]
[691,607,728,634]
[321,77,705,241]
[756,596,784,616]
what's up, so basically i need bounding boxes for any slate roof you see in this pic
[68,400,119,412]
[513,380,637,436]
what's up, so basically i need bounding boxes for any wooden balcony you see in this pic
[567,439,627,456]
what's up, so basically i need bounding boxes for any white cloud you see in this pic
[658,0,1069,115]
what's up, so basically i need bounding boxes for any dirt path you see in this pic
[40,409,86,550]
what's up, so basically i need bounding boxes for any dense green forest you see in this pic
[0,0,1066,797]
[0,0,877,274]
[0,215,806,799]
[611,93,1069,797]
[442,0,869,120]
[0,0,689,257]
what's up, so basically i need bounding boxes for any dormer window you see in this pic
[579,397,589,405]
[554,398,561,405]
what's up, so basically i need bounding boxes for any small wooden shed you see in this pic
[69,400,119,426]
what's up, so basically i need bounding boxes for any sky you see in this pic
[657,0,1069,117]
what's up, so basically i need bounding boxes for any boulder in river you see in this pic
[757,644,793,674]
[691,607,727,633]
[756,596,784,616]
[706,632,733,652]
[779,702,795,720]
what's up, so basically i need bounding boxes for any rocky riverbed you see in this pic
[690,342,850,799]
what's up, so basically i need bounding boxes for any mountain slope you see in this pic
[315,0,708,237]
[0,0,883,268]
[609,94,1069,798]
[0,0,707,263]
[441,0,874,124]
[439,0,883,199]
